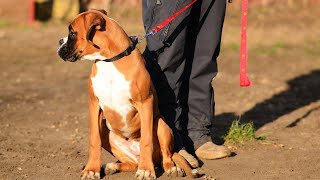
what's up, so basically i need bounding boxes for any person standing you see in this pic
[142,0,231,160]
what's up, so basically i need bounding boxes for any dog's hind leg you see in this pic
[105,162,138,175]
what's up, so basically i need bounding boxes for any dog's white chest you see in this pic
[91,62,133,121]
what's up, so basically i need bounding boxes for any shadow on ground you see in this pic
[211,70,320,144]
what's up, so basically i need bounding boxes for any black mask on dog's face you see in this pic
[57,25,81,62]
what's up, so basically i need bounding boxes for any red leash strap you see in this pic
[240,0,251,86]
[151,0,198,33]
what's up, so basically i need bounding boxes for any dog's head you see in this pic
[57,9,108,62]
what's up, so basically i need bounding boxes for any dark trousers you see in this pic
[142,0,226,151]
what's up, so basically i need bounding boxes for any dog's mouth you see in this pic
[63,52,82,62]
[58,43,83,62]
[58,49,82,62]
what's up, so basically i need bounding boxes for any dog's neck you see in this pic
[97,19,132,60]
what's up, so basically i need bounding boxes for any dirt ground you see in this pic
[1,2,320,180]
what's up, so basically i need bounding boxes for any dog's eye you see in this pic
[69,30,77,39]
[70,30,75,36]
[68,25,77,36]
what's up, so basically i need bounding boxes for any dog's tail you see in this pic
[172,152,199,178]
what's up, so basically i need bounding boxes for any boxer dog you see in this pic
[57,9,197,179]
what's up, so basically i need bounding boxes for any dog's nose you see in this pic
[59,39,64,46]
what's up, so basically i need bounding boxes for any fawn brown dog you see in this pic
[57,9,196,179]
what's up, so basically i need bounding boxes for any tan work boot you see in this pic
[195,142,231,160]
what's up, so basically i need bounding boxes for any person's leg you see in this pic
[185,0,230,159]
[142,0,193,151]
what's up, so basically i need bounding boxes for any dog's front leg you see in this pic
[135,95,156,180]
[81,79,103,179]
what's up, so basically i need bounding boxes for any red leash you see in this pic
[151,0,198,33]
[240,0,251,86]
[139,0,198,40]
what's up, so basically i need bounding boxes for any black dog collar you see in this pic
[95,36,138,63]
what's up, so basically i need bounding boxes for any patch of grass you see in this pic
[224,119,266,144]
[253,41,292,56]
[304,48,320,56]
[272,41,290,49]
[224,42,240,52]
[0,19,10,28]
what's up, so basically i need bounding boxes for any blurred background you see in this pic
[0,0,319,179]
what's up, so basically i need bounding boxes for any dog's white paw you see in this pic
[135,169,156,180]
[104,163,119,175]
[166,166,185,177]
[81,170,100,180]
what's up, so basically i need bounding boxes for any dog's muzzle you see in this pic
[57,37,81,62]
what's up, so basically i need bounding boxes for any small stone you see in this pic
[279,144,285,148]
[17,167,22,171]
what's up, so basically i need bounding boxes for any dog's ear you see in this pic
[86,12,106,49]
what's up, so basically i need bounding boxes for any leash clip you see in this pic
[137,31,155,43]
